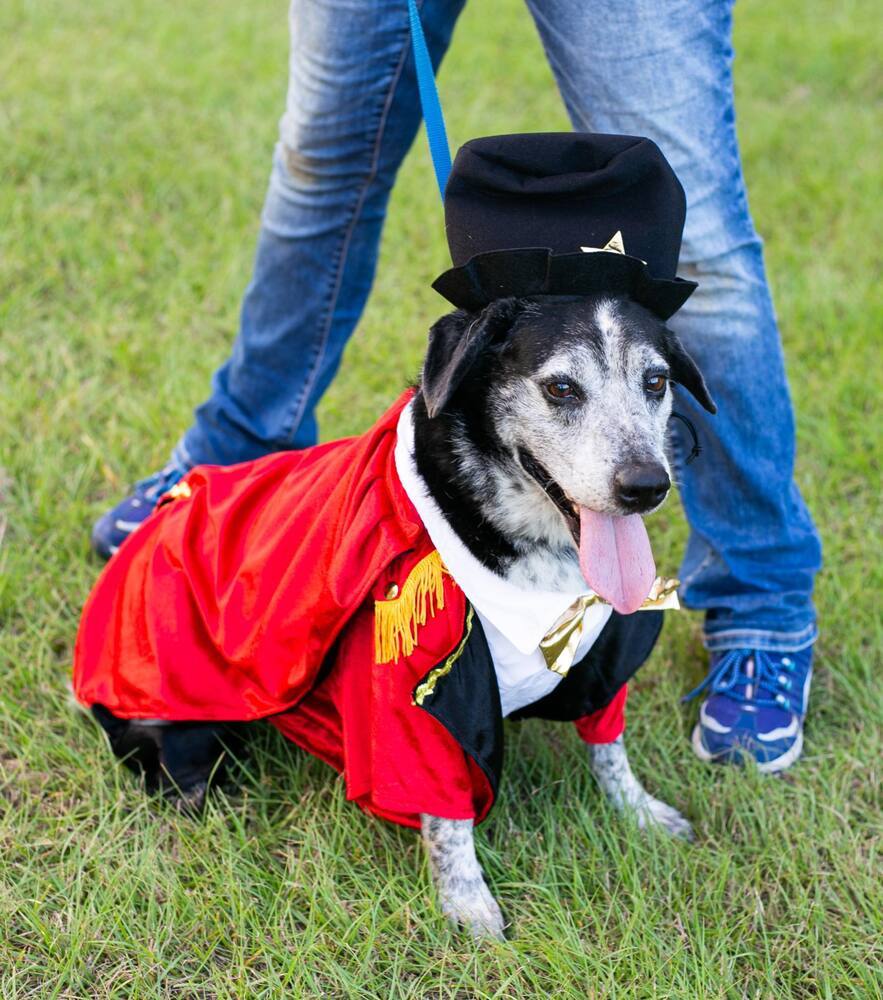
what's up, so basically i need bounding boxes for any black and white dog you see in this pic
[74,289,715,941]
[411,291,714,938]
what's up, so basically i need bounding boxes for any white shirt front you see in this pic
[394,402,612,717]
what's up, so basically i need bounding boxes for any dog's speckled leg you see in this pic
[420,815,505,940]
[587,736,694,840]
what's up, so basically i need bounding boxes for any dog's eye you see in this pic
[545,381,577,400]
[644,373,668,395]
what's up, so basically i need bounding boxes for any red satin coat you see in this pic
[73,390,626,828]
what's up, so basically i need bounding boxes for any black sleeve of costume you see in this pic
[415,609,504,802]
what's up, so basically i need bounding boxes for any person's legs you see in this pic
[179,0,465,465]
[93,0,465,557]
[525,0,822,767]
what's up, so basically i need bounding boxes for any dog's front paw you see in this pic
[587,738,695,842]
[438,880,506,941]
[637,796,695,841]
[421,815,506,941]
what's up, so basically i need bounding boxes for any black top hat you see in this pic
[432,132,697,320]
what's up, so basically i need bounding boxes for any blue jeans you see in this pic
[171,0,821,653]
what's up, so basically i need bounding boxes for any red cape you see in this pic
[73,393,423,721]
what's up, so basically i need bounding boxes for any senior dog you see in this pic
[73,134,715,939]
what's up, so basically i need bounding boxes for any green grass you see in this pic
[1,0,881,995]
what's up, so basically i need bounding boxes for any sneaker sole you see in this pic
[90,517,121,561]
[691,723,804,774]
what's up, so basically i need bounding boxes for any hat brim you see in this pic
[432,248,697,320]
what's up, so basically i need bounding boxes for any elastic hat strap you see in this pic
[670,411,702,464]
[407,0,452,200]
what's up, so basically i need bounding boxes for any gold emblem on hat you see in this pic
[580,230,626,256]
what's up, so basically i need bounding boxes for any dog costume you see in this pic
[73,133,697,828]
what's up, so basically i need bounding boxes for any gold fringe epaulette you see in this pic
[374,550,447,665]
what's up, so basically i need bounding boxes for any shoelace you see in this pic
[132,464,185,506]
[681,649,800,711]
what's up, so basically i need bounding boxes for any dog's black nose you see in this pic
[614,462,670,512]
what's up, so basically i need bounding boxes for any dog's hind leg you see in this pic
[420,815,505,940]
[587,736,694,841]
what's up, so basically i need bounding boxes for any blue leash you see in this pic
[407,0,452,199]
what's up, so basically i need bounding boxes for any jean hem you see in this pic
[702,622,818,654]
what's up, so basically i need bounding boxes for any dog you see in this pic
[74,288,715,941]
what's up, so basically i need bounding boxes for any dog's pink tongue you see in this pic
[578,508,656,614]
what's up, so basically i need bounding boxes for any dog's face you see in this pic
[420,295,715,544]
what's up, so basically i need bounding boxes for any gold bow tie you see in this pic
[539,577,680,677]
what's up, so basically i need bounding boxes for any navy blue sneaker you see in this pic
[683,647,813,773]
[90,463,184,560]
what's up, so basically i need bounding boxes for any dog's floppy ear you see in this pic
[663,330,717,414]
[421,297,522,418]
